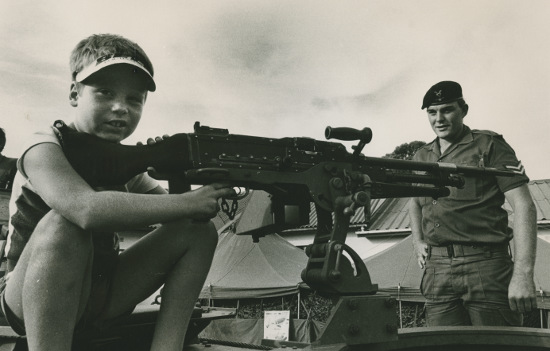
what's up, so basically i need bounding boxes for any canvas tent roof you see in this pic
[200,191,308,299]
[199,231,308,299]
[364,235,550,309]
[364,235,424,302]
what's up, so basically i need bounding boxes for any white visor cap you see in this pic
[74,55,156,92]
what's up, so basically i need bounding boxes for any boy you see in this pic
[1,34,234,350]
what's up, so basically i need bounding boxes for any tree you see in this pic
[382,141,426,160]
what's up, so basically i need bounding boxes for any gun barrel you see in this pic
[437,162,518,177]
[362,156,516,177]
[385,172,464,188]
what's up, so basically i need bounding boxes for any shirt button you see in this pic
[432,200,437,205]
[435,223,440,228]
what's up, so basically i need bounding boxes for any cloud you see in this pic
[1,0,549,178]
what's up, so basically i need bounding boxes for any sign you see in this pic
[264,310,290,341]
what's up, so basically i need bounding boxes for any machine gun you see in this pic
[53,119,515,288]
[52,120,526,347]
[53,119,512,219]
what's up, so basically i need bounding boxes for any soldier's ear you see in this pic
[69,83,79,107]
[462,104,469,117]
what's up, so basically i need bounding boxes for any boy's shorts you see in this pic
[0,233,130,336]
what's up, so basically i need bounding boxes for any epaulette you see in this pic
[471,129,502,137]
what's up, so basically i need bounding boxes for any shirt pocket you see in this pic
[449,175,480,201]
[448,157,483,201]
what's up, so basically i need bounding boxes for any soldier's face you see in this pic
[426,102,466,143]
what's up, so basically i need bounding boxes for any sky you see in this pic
[1,0,549,179]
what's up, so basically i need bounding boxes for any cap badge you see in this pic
[434,89,444,102]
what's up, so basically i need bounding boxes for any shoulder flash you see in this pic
[471,129,502,137]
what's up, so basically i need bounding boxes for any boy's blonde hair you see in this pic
[70,34,154,82]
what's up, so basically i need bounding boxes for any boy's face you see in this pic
[70,65,148,143]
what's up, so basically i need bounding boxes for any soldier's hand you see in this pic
[412,239,429,269]
[508,272,537,313]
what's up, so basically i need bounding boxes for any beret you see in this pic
[421,81,463,109]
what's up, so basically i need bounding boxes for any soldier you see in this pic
[409,81,537,326]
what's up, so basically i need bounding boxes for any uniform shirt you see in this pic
[6,124,158,265]
[412,125,528,246]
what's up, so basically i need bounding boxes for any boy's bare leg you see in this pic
[102,219,218,351]
[4,211,94,351]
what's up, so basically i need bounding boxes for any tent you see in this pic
[199,191,309,300]
[199,231,308,299]
[364,235,550,309]
[364,235,424,302]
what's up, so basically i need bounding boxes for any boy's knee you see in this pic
[32,211,93,257]
[198,221,218,247]
[165,219,218,248]
[193,220,218,241]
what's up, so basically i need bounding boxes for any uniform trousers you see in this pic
[421,244,522,326]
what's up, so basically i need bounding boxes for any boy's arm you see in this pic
[146,185,168,194]
[24,143,232,231]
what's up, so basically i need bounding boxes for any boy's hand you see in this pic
[187,183,236,220]
[137,135,170,146]
[138,135,170,180]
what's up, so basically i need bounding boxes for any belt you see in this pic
[428,243,509,258]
